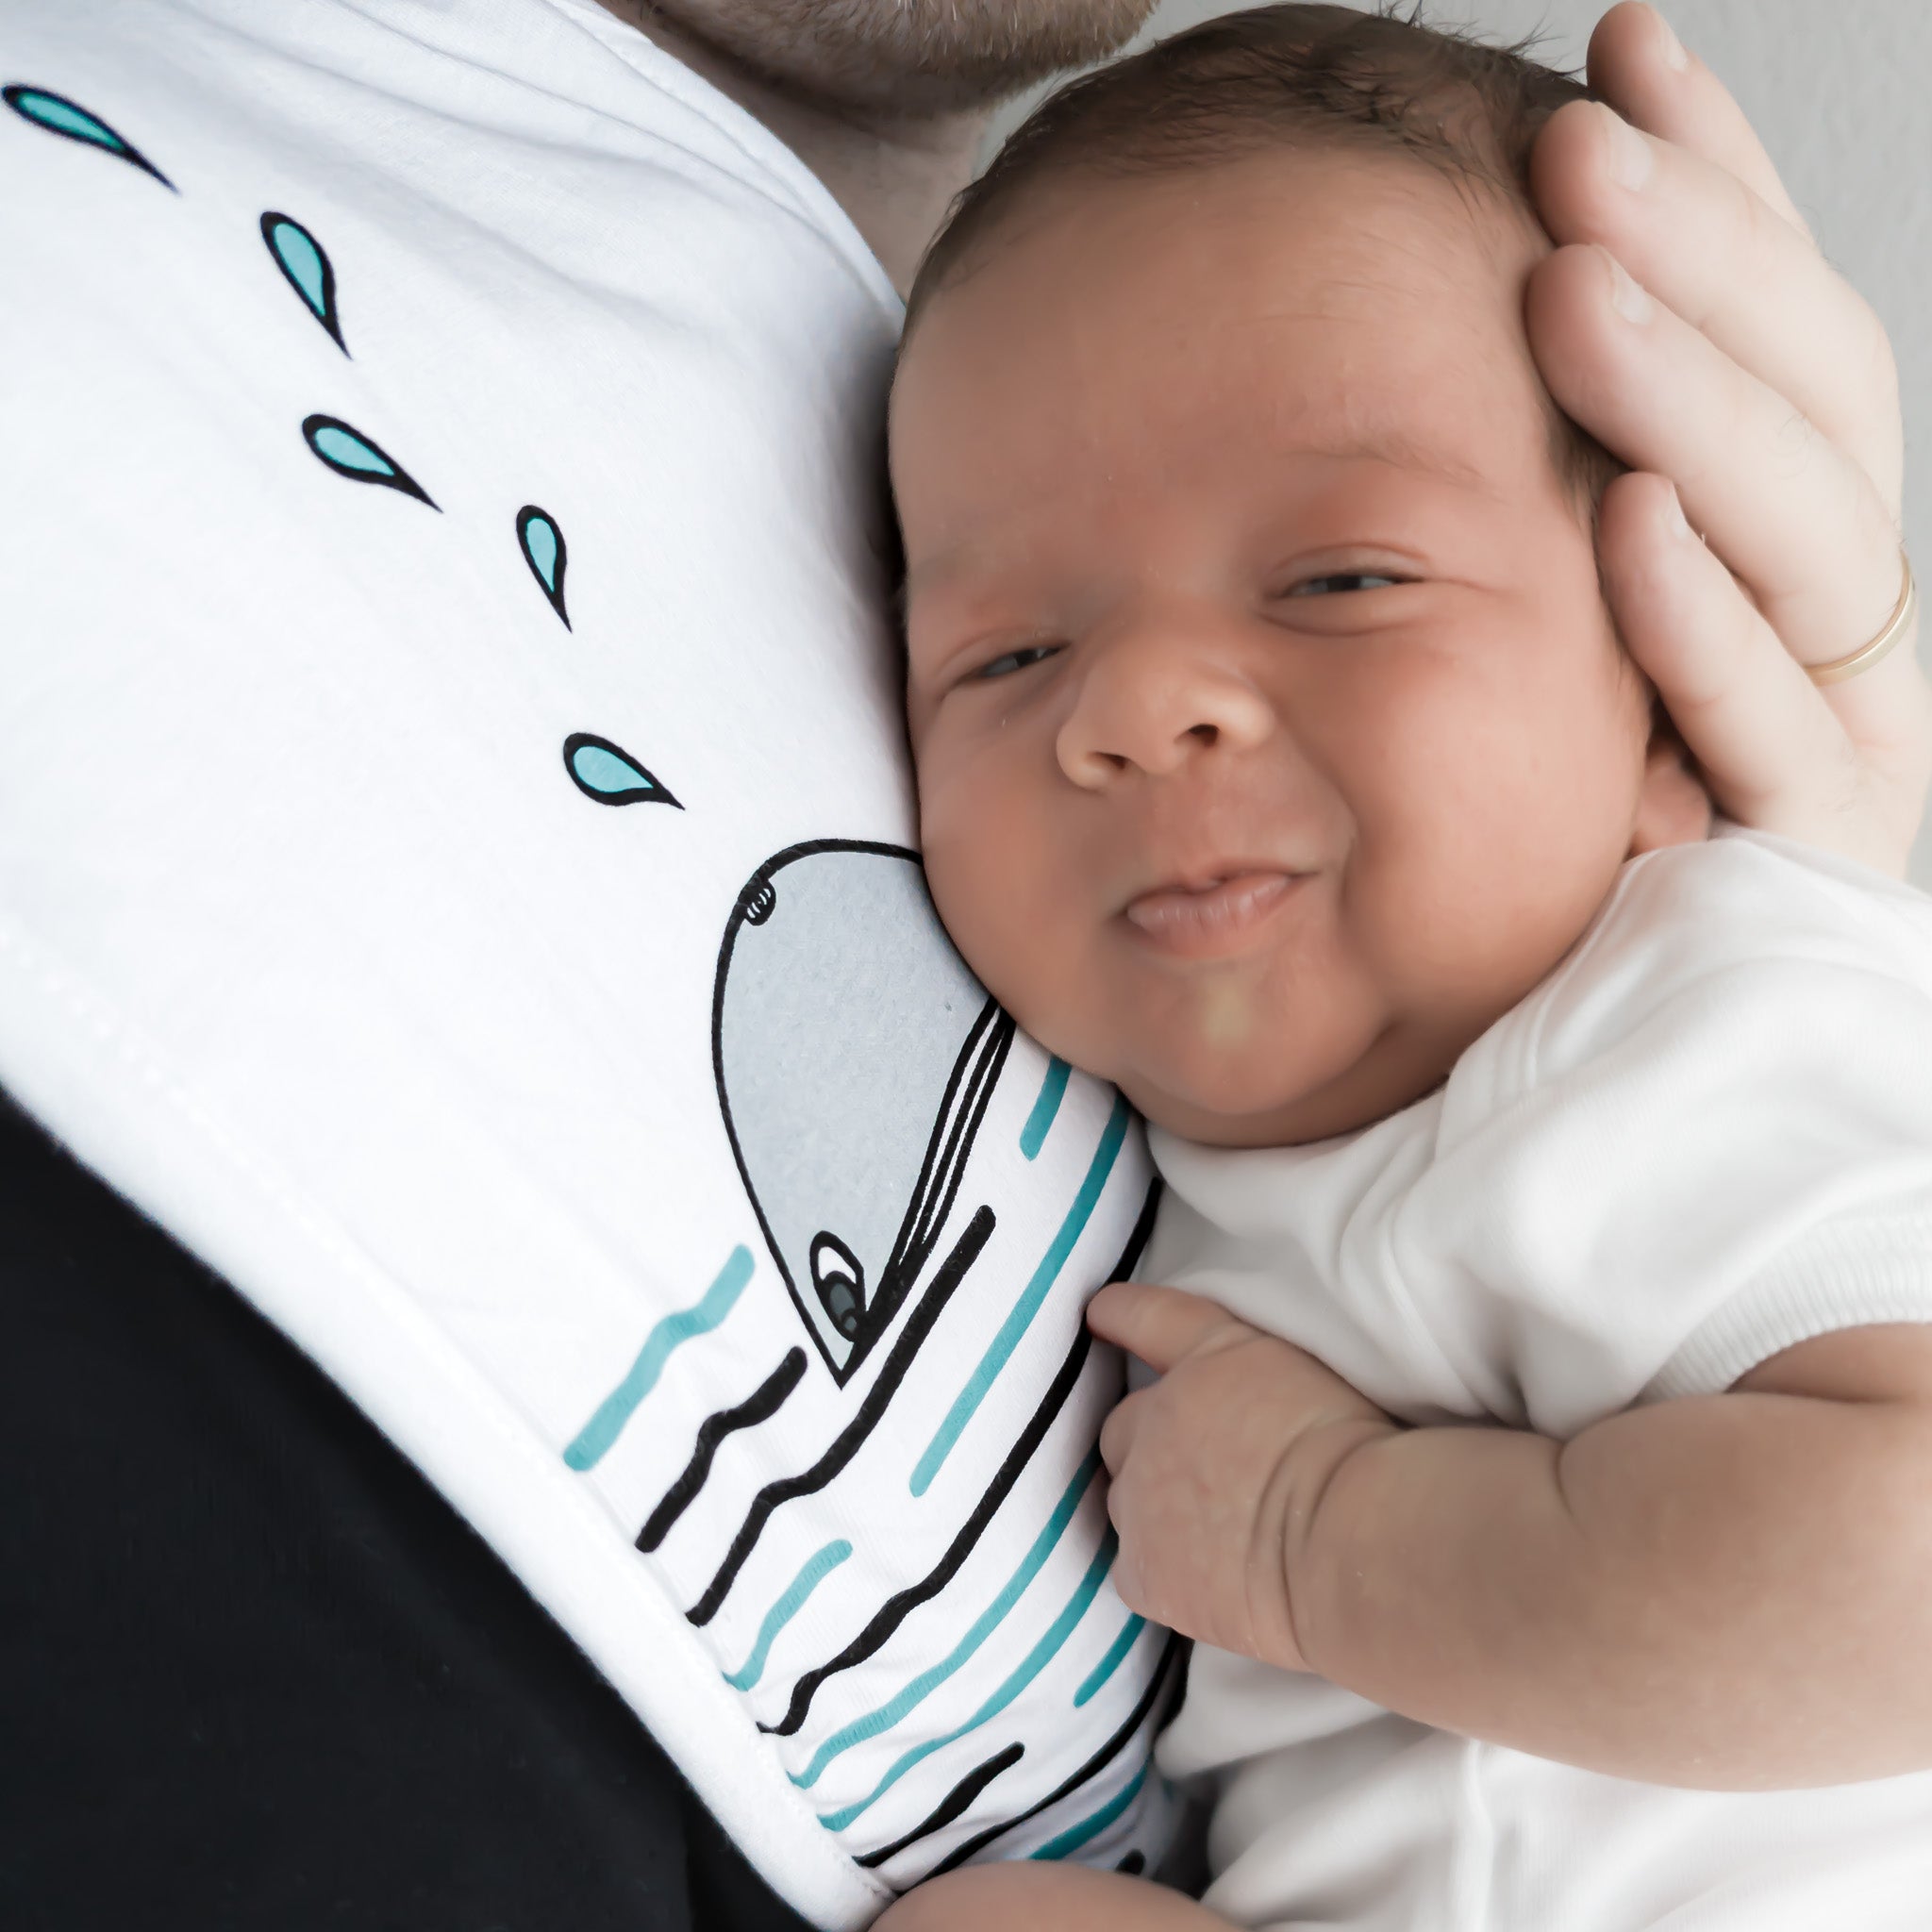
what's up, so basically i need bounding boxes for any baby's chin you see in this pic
[1111,1058,1350,1151]
[1110,1023,1453,1150]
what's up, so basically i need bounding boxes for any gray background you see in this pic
[988,2,1932,883]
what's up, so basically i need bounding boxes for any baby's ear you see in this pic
[1629,724,1712,856]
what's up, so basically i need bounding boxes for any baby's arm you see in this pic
[1091,1284,1932,1789]
[880,1855,1228,1932]
[876,1862,1228,1932]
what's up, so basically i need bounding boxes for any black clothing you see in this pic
[1,1093,811,1932]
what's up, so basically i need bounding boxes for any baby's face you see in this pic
[895,150,1659,1147]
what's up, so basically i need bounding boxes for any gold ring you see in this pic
[1807,551,1917,687]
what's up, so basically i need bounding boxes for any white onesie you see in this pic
[1146,828,1932,1932]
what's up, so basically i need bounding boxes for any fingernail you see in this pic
[1602,106,1652,192]
[1605,250,1653,324]
[1651,8,1689,72]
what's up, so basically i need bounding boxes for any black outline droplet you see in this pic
[516,505,570,629]
[301,413,437,508]
[3,85,175,191]
[563,732,681,809]
[261,211,346,354]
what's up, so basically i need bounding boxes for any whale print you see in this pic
[5,73,1174,1892]
[713,841,1013,1385]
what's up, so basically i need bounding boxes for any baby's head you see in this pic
[892,4,1707,1149]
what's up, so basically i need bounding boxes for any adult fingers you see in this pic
[1524,243,1905,678]
[1599,472,1928,872]
[1597,473,1855,831]
[1086,1279,1247,1374]
[1583,1,1807,233]
[1530,100,1901,512]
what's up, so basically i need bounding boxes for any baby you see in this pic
[881,8,1932,1931]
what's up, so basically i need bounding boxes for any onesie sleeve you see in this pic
[1395,835,1932,1440]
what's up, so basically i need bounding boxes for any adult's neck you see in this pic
[599,3,990,295]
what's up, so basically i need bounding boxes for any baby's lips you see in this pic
[1123,870,1304,953]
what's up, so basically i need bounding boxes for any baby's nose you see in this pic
[1055,628,1274,788]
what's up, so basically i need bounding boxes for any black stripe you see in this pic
[883,999,1009,1297]
[764,1322,1096,1737]
[635,1349,808,1555]
[762,1167,1159,1734]
[686,1206,994,1627]
[853,1741,1025,1870]
[1108,1174,1162,1286]
[925,1631,1184,1877]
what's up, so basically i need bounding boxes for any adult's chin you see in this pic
[637,0,1158,116]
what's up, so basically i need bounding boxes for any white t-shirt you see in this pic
[0,2,1174,1920]
[1147,830,1932,1932]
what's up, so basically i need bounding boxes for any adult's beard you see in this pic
[636,0,1161,116]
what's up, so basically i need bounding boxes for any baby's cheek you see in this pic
[1366,747,1633,1021]
[922,771,1066,1011]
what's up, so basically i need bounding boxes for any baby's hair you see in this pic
[903,1,1623,517]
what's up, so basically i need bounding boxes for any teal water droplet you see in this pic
[525,519,558,589]
[563,733,680,809]
[315,425,391,477]
[4,85,175,189]
[261,211,344,352]
[574,743,648,794]
[10,90,123,148]
[301,414,436,508]
[516,506,570,626]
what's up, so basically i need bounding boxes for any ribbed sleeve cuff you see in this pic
[1651,1214,1932,1401]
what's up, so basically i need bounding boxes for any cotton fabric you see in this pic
[1151,829,1932,1930]
[0,1,1172,1916]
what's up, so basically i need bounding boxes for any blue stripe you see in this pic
[1073,1614,1146,1708]
[1029,1761,1150,1862]
[792,1454,1099,1788]
[724,1540,852,1691]
[1019,1058,1071,1160]
[815,1528,1118,1834]
[564,1247,754,1471]
[911,1097,1130,1497]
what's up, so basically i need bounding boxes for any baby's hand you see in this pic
[1087,1281,1398,1674]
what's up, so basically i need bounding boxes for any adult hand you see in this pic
[1527,1,1931,874]
[1087,1280,1396,1674]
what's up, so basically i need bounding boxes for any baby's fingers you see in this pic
[1097,1385,1145,1477]
[1087,1279,1251,1374]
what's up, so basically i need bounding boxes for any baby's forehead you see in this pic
[893,145,1595,552]
[904,145,1546,428]
[920,142,1541,347]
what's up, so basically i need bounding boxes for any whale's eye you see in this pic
[744,879,778,926]
[809,1232,866,1338]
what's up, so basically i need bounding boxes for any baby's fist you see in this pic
[1088,1281,1397,1674]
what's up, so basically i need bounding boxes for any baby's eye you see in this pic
[1285,573,1407,597]
[972,642,1061,680]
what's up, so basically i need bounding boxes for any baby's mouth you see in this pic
[1122,870,1304,957]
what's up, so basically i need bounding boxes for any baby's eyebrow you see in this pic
[1276,421,1493,494]
[900,420,1499,617]
[900,546,996,605]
